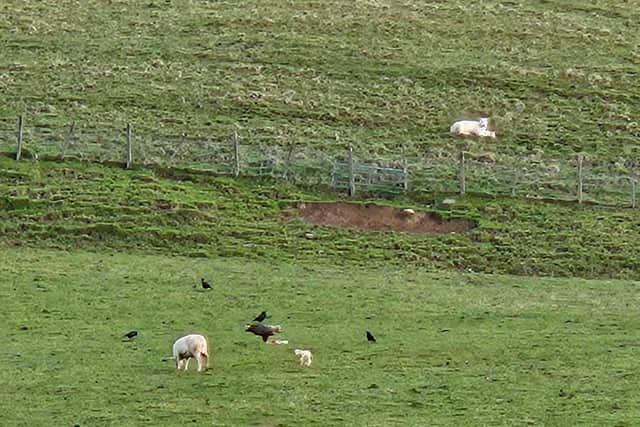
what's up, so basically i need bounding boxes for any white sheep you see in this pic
[294,349,313,367]
[172,334,209,372]
[450,118,496,139]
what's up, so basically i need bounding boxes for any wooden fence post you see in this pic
[459,150,466,195]
[631,179,637,209]
[232,130,240,177]
[283,143,294,180]
[577,154,583,204]
[348,144,355,197]
[63,121,76,158]
[511,161,521,197]
[16,114,24,161]
[402,145,408,192]
[125,123,133,169]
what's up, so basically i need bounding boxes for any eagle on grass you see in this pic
[245,323,282,342]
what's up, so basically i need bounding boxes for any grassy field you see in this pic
[1,0,640,161]
[2,248,639,426]
[2,1,640,425]
[1,156,640,280]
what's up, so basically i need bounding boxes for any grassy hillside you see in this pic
[2,248,639,426]
[2,4,640,424]
[1,157,639,280]
[1,0,640,161]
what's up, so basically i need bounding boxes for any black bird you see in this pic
[124,330,138,339]
[201,278,212,289]
[253,311,269,322]
[366,331,376,343]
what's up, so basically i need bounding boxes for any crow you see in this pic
[124,330,138,340]
[201,278,212,289]
[366,331,376,343]
[253,311,269,322]
[245,324,282,342]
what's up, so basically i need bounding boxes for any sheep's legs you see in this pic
[183,358,190,370]
[197,355,208,372]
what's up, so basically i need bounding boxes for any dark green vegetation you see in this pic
[2,249,639,426]
[1,0,640,160]
[2,1,640,425]
[1,157,639,280]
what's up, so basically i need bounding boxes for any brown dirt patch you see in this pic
[296,202,476,234]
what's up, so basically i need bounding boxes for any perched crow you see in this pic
[253,311,268,322]
[366,331,376,343]
[201,278,212,289]
[124,330,138,339]
[245,324,282,342]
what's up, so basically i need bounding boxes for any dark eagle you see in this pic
[245,324,282,342]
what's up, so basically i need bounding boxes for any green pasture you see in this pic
[1,0,639,160]
[1,248,639,426]
[1,157,639,280]
[2,1,640,425]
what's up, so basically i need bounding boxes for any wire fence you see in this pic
[1,114,638,208]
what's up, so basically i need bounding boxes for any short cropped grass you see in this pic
[2,0,640,160]
[2,157,640,280]
[2,248,639,426]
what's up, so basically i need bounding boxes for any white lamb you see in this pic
[294,349,313,367]
[172,334,209,372]
[450,118,496,139]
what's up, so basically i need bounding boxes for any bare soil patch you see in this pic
[296,202,476,234]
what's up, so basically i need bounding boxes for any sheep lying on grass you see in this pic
[172,334,209,372]
[294,349,313,367]
[450,118,496,139]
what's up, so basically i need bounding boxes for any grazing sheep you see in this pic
[172,334,209,372]
[450,118,496,139]
[294,349,313,367]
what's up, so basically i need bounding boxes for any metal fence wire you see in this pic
[0,115,638,207]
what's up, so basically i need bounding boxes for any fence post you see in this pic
[458,150,466,195]
[62,121,76,159]
[511,160,521,197]
[16,114,24,161]
[632,179,637,208]
[283,143,294,180]
[577,154,583,204]
[125,123,133,169]
[348,144,355,197]
[232,130,240,177]
[402,145,408,192]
